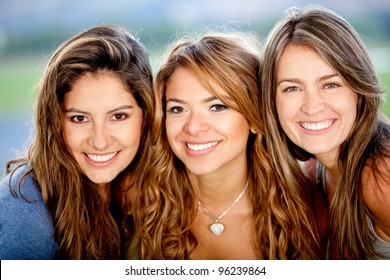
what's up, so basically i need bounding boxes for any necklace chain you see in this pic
[197,180,249,223]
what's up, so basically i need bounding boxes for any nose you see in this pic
[183,112,209,136]
[89,122,110,150]
[301,89,326,116]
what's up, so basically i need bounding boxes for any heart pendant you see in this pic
[210,222,224,235]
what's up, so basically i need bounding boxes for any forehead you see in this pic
[63,72,136,107]
[276,44,335,77]
[167,67,223,97]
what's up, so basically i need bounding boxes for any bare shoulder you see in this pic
[362,156,390,241]
[362,156,390,195]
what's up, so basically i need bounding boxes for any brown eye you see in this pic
[70,115,88,123]
[111,113,128,121]
[210,104,228,112]
[167,106,185,114]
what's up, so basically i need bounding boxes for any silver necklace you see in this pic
[197,181,249,236]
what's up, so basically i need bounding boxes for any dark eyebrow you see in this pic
[166,96,220,104]
[202,96,218,103]
[166,97,184,104]
[64,108,89,114]
[64,105,134,115]
[107,105,134,114]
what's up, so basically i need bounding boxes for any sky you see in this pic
[1,0,390,35]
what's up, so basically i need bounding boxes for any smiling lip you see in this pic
[299,119,335,131]
[84,151,119,166]
[187,141,218,151]
[185,141,219,155]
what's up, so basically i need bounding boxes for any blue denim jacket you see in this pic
[0,165,57,259]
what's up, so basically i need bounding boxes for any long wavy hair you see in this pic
[6,25,155,259]
[136,30,324,259]
[261,6,390,259]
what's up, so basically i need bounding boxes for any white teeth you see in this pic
[187,141,218,151]
[86,152,118,162]
[301,120,333,130]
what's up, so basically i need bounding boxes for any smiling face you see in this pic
[62,72,143,187]
[275,44,358,164]
[165,67,251,178]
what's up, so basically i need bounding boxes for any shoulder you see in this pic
[362,156,390,195]
[0,165,39,198]
[362,156,390,241]
[0,165,57,259]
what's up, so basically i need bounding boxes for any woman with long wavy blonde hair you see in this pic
[0,25,155,259]
[134,30,326,259]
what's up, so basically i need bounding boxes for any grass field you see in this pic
[1,53,390,116]
[0,55,46,115]
[382,72,390,116]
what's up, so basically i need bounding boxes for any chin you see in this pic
[88,174,118,185]
[188,168,216,176]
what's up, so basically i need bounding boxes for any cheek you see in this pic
[123,121,143,147]
[62,124,77,151]
[349,94,358,117]
[341,104,358,130]
[222,114,251,143]
[165,118,184,156]
[275,97,289,123]
[165,118,180,140]
[275,97,297,138]
[340,92,358,123]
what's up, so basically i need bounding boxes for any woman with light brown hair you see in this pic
[134,30,326,259]
[261,6,390,259]
[0,25,156,259]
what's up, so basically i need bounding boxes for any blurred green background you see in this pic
[1,0,390,178]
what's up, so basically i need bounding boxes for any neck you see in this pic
[196,174,248,207]
[316,149,340,174]
[317,158,340,183]
[320,161,340,202]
